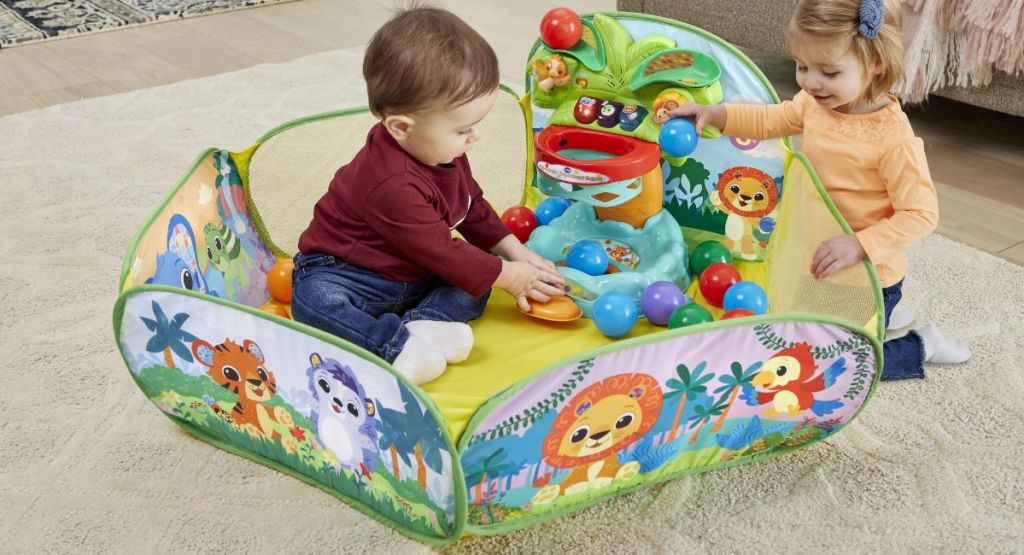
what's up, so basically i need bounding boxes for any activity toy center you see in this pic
[113,11,884,544]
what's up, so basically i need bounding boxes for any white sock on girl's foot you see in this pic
[887,303,916,330]
[918,323,972,364]
[392,334,447,384]
[406,320,474,363]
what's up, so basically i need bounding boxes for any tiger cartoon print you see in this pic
[191,338,286,440]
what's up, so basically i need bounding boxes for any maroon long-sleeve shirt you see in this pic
[297,123,510,297]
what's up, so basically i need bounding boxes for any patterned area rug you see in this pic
[0,0,295,48]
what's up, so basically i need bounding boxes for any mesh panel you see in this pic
[247,111,379,256]
[469,90,529,214]
[766,155,880,333]
[246,90,529,256]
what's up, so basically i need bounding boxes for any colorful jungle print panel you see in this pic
[461,321,875,529]
[123,150,277,306]
[118,291,459,539]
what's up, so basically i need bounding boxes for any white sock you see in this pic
[887,303,916,330]
[918,323,972,364]
[406,320,474,363]
[392,334,447,384]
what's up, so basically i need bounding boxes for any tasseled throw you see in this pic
[897,0,1024,103]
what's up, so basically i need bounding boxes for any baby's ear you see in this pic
[383,114,414,141]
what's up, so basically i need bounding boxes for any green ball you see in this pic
[667,303,714,329]
[690,241,733,276]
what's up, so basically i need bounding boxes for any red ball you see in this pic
[539,7,582,50]
[721,308,755,320]
[501,205,539,243]
[698,263,741,308]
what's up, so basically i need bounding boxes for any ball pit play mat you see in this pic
[112,11,885,544]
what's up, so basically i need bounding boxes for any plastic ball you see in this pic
[759,216,776,234]
[721,308,755,320]
[267,258,295,303]
[640,281,687,326]
[501,205,539,243]
[592,291,638,338]
[658,118,699,158]
[723,281,768,315]
[690,241,733,277]
[698,262,741,308]
[566,240,609,276]
[535,197,571,225]
[258,303,290,318]
[539,7,583,50]
[667,303,713,329]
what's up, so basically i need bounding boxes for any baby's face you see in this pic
[402,89,498,166]
[790,32,874,113]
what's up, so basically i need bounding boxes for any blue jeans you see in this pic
[880,280,926,381]
[290,253,490,363]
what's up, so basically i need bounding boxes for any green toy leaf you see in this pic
[629,48,722,91]
[543,17,606,72]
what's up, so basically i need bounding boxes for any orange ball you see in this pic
[267,258,294,303]
[257,303,290,318]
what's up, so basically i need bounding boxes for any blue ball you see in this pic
[535,197,572,225]
[593,291,638,338]
[759,216,776,233]
[722,281,768,315]
[566,240,608,276]
[658,118,699,158]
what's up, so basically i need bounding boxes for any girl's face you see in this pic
[790,32,878,113]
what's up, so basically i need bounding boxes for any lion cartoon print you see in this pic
[531,373,663,506]
[711,166,779,260]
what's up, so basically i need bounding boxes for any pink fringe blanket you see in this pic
[899,0,1024,102]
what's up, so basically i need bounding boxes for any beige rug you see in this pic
[2,47,1022,553]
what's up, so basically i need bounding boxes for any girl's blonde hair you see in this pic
[785,0,904,103]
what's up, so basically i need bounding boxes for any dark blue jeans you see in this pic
[290,253,490,363]
[880,280,926,381]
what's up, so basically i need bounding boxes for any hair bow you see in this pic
[859,0,884,39]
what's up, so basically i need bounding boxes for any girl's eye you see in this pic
[796,65,807,72]
[823,72,838,78]
[458,128,472,135]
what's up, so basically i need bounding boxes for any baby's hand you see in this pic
[811,235,866,279]
[665,103,727,135]
[514,247,560,277]
[495,260,565,312]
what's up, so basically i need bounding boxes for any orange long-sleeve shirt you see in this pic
[723,90,939,287]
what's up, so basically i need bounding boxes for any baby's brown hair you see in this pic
[785,0,904,103]
[363,5,500,118]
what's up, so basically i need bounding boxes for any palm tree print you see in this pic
[710,361,763,433]
[687,396,729,445]
[464,448,511,506]
[664,362,713,442]
[378,385,446,490]
[140,300,197,369]
[375,404,413,480]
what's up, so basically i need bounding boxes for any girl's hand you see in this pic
[495,260,565,311]
[665,103,727,135]
[811,235,866,279]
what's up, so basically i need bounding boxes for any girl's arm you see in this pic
[854,138,939,263]
[668,91,811,140]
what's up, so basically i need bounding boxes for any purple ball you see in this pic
[641,281,688,326]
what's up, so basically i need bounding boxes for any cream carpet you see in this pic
[2,47,1022,553]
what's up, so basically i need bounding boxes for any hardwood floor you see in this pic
[2,0,1022,265]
